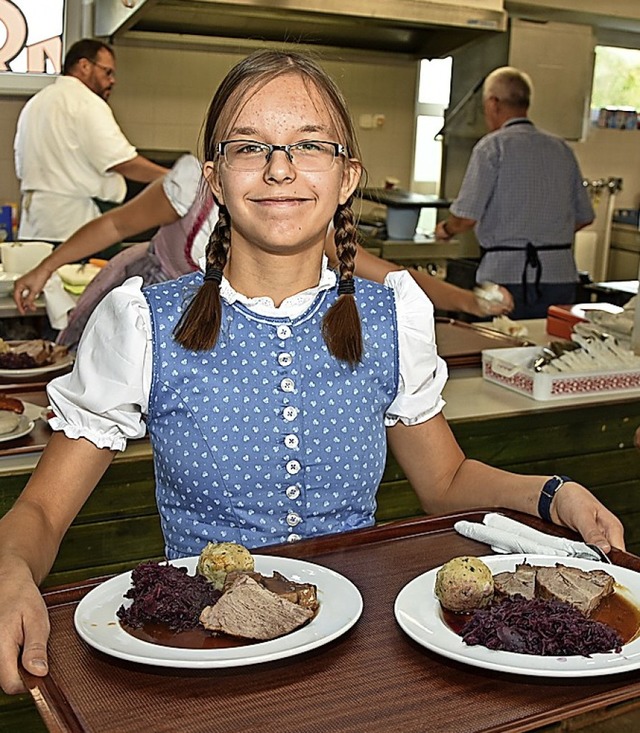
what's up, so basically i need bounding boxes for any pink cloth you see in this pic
[56,193,213,349]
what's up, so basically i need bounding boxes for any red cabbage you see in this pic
[117,561,221,632]
[461,595,623,656]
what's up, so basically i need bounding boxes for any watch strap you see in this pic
[538,475,572,523]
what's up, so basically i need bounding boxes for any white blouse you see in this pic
[48,264,448,451]
[161,154,213,262]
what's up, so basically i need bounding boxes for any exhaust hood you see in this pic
[95,0,507,58]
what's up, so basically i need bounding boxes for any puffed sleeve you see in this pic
[47,277,153,451]
[162,154,203,217]
[383,271,448,426]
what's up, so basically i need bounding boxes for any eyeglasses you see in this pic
[217,139,346,172]
[89,60,116,79]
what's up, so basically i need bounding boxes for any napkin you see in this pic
[43,273,77,330]
[454,513,604,562]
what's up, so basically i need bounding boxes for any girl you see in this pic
[0,50,623,695]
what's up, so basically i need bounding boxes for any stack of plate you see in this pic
[0,266,18,297]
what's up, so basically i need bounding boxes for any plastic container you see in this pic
[482,346,640,401]
[386,206,420,240]
[0,241,54,274]
[0,206,12,242]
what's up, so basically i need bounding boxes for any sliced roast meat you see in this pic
[200,574,314,640]
[535,564,615,616]
[493,563,537,601]
[224,570,319,611]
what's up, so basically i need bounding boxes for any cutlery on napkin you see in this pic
[454,513,609,563]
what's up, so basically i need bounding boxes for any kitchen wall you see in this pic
[0,43,418,213]
[0,36,638,226]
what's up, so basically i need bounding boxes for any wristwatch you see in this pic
[538,475,572,522]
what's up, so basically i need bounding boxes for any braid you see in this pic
[174,207,231,350]
[322,201,362,367]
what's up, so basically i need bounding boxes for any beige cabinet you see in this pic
[508,18,594,141]
[609,225,640,280]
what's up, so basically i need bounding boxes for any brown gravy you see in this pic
[442,589,640,646]
[122,621,257,649]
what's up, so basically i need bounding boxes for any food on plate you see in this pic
[117,542,319,645]
[535,564,615,615]
[435,556,494,613]
[117,561,221,632]
[0,393,24,434]
[438,559,628,656]
[493,563,536,601]
[0,339,68,369]
[197,540,255,590]
[224,569,319,611]
[200,573,315,640]
[460,595,623,656]
[494,562,615,615]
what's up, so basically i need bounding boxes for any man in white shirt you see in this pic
[14,38,168,241]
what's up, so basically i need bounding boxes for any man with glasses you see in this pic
[14,38,168,242]
[435,66,594,319]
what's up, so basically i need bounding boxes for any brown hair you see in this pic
[63,38,114,75]
[173,50,364,366]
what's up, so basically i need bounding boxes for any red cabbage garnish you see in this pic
[117,561,221,632]
[460,595,623,656]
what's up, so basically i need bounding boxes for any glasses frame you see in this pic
[88,59,116,79]
[216,139,346,171]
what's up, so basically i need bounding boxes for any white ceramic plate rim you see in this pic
[74,555,363,668]
[0,342,74,377]
[21,401,47,422]
[0,414,34,443]
[394,554,640,678]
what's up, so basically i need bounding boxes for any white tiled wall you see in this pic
[0,44,418,214]
[0,42,639,228]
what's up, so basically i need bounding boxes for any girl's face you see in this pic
[204,73,361,257]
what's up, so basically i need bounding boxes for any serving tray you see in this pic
[435,317,532,369]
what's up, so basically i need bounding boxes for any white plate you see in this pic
[0,342,74,378]
[395,554,640,678]
[22,400,47,422]
[74,555,363,668]
[0,414,34,443]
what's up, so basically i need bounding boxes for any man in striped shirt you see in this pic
[436,66,594,319]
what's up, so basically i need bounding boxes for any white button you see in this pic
[284,434,299,449]
[286,459,301,475]
[286,485,300,499]
[280,377,295,392]
[277,325,292,339]
[283,406,299,422]
[287,533,302,542]
[278,352,293,367]
[286,512,302,527]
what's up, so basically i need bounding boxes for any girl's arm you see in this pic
[0,433,116,694]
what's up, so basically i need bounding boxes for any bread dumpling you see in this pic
[196,541,254,589]
[434,556,494,613]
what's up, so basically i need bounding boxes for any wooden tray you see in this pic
[435,317,533,369]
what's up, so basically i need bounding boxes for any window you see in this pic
[413,57,452,233]
[0,0,64,94]
[591,46,640,127]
